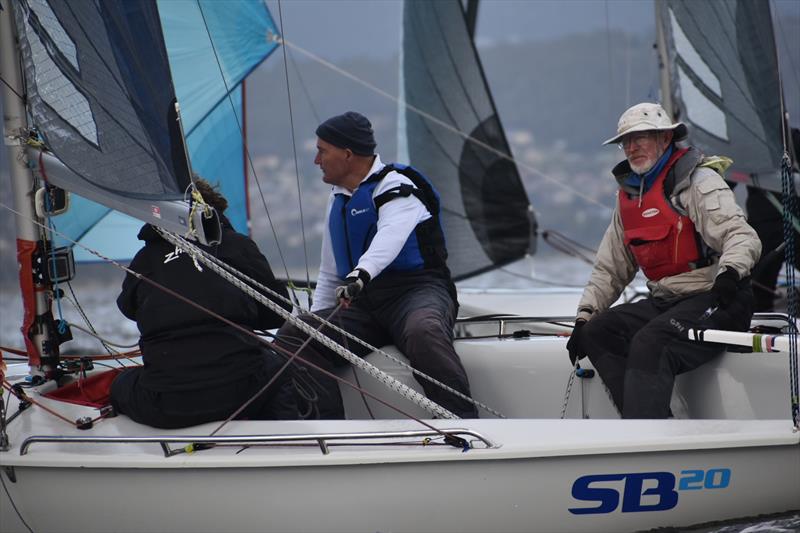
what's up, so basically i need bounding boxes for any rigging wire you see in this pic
[155,226,503,418]
[0,73,23,102]
[0,473,34,533]
[63,282,119,357]
[66,323,139,349]
[496,266,585,289]
[0,201,500,421]
[194,1,296,291]
[276,0,313,307]
[287,43,321,125]
[277,36,611,212]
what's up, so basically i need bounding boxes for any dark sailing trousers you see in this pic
[274,276,478,419]
[111,348,298,428]
[580,283,753,418]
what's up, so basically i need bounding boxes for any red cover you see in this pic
[44,368,123,408]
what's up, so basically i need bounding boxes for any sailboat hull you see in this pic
[1,419,798,533]
[1,327,798,533]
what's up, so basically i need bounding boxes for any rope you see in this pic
[542,229,597,265]
[275,35,611,213]
[780,152,799,428]
[0,200,500,425]
[193,1,297,292]
[66,323,139,349]
[156,228,505,419]
[155,228,464,420]
[209,305,342,436]
[560,364,577,419]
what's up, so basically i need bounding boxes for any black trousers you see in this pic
[111,348,298,428]
[580,283,753,419]
[275,274,478,419]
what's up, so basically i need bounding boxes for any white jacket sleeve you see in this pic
[311,195,342,312]
[354,172,431,279]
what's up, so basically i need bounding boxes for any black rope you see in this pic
[542,229,597,265]
[0,461,35,533]
[0,73,23,102]
[781,152,799,428]
[65,280,118,359]
[276,0,313,302]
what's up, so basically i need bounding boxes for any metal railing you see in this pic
[20,427,496,457]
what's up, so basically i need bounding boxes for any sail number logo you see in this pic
[569,468,731,514]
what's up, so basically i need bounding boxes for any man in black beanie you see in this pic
[274,111,478,419]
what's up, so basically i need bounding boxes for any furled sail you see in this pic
[12,0,205,242]
[656,0,786,191]
[399,0,535,281]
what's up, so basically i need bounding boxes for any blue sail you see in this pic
[55,0,279,261]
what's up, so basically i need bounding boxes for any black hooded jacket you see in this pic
[117,218,291,391]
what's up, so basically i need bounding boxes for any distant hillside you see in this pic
[2,19,799,286]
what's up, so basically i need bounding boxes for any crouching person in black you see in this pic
[111,178,298,428]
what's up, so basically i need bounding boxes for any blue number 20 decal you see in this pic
[679,468,730,490]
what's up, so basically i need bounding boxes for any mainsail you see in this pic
[399,0,535,280]
[656,0,787,191]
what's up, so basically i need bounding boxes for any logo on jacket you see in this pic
[351,207,370,216]
[164,246,203,272]
[642,208,660,218]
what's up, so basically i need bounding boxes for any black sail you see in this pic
[11,0,205,238]
[400,0,535,281]
[657,0,785,191]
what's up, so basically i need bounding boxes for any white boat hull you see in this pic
[2,318,798,532]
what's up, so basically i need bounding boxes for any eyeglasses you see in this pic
[618,131,657,150]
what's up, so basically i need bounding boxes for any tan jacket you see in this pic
[576,148,761,321]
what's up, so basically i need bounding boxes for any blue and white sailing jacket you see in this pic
[313,155,447,311]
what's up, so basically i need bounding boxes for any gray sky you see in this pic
[267,0,655,60]
[267,0,798,59]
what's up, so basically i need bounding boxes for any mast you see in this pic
[1,2,59,378]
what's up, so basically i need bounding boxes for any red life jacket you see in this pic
[619,148,704,281]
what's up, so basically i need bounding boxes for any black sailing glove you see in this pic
[711,268,739,308]
[566,319,587,366]
[335,268,371,304]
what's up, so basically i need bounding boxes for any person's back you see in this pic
[111,178,297,428]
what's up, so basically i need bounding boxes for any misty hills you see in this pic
[2,21,799,288]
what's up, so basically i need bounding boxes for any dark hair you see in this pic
[193,176,228,213]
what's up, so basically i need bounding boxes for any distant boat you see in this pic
[0,1,797,532]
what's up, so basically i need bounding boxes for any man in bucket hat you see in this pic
[274,111,478,419]
[566,102,761,418]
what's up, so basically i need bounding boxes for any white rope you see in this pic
[157,229,467,420]
[156,228,506,418]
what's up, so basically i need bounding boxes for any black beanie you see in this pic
[315,111,377,156]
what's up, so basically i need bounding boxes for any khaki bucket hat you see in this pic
[603,102,688,145]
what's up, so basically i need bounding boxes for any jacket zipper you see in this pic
[342,201,355,271]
